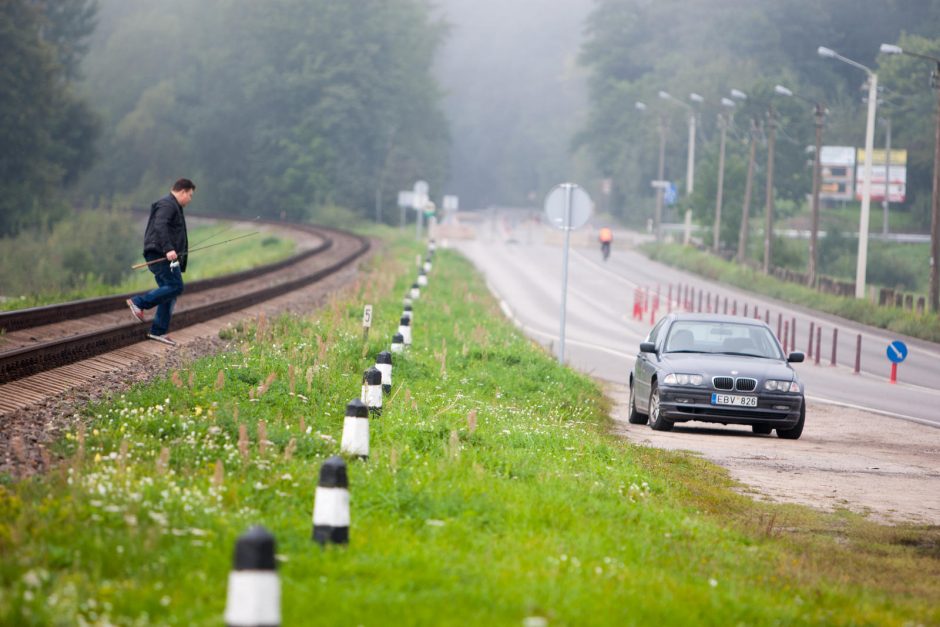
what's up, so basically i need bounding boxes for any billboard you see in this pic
[819,146,855,201]
[855,149,907,203]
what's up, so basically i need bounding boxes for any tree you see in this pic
[80,0,449,222]
[0,0,99,236]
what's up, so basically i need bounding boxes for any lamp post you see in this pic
[658,90,698,195]
[660,91,703,245]
[713,97,736,253]
[636,101,667,240]
[818,45,878,300]
[775,84,826,286]
[880,43,940,312]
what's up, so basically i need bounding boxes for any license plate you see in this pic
[711,393,758,407]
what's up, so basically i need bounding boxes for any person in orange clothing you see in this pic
[598,226,613,260]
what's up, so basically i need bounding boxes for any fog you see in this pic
[433,0,595,209]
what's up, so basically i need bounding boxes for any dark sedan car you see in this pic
[628,313,805,439]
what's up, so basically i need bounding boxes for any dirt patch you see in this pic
[606,383,940,525]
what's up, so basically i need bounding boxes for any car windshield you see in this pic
[664,320,783,359]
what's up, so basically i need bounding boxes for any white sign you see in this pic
[362,305,373,328]
[398,191,415,208]
[820,146,856,166]
[412,180,429,210]
[544,183,593,231]
[442,195,459,211]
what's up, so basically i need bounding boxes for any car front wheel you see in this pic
[648,381,673,431]
[776,402,805,440]
[628,379,648,424]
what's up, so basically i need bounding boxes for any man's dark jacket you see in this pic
[143,194,189,272]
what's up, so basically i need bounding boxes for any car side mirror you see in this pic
[787,352,805,363]
[640,342,656,353]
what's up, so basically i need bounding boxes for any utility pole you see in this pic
[807,103,825,287]
[931,78,940,312]
[713,113,728,253]
[738,119,759,263]
[882,117,892,235]
[763,105,777,275]
[655,115,666,241]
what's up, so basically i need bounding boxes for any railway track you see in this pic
[0,216,370,397]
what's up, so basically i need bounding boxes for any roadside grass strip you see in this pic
[641,242,940,343]
[1,235,938,625]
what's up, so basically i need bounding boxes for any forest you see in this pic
[0,0,448,237]
[577,0,940,245]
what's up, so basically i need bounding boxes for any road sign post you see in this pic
[886,339,908,384]
[544,183,593,364]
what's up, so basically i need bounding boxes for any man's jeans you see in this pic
[132,258,184,336]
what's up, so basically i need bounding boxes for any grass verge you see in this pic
[0,234,938,625]
[640,242,940,343]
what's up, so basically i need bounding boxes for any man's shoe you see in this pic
[147,333,178,346]
[126,299,145,322]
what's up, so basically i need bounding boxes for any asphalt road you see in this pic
[454,222,940,429]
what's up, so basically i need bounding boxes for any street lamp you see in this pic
[775,84,826,287]
[818,45,878,300]
[637,101,667,240]
[660,90,703,246]
[658,90,697,195]
[880,42,940,312]
[713,97,736,253]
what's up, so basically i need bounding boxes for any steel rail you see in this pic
[0,225,369,384]
[0,212,330,333]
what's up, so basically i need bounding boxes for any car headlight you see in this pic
[663,373,704,386]
[764,379,800,393]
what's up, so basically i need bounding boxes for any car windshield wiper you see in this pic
[716,351,765,358]
[666,349,709,354]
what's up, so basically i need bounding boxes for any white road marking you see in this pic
[806,394,939,429]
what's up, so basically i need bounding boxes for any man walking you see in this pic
[126,178,194,346]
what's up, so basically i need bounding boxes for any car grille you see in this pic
[713,376,734,390]
[712,376,758,392]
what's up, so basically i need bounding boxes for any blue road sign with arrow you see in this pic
[886,340,908,364]
[664,182,678,206]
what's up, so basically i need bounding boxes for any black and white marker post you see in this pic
[361,366,383,416]
[403,303,413,322]
[417,270,428,287]
[340,398,369,459]
[423,257,432,273]
[409,282,420,300]
[398,316,412,346]
[391,332,404,354]
[375,351,393,395]
[312,456,350,546]
[224,526,280,627]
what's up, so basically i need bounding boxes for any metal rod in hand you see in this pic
[131,232,259,269]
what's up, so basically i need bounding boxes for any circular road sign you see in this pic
[544,183,593,231]
[886,340,908,364]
